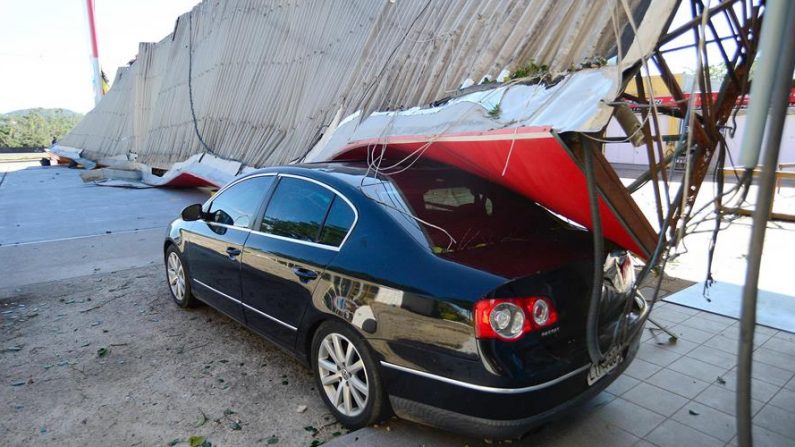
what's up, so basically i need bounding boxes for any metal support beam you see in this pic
[737,3,795,446]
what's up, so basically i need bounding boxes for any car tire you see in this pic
[165,245,197,308]
[311,320,389,429]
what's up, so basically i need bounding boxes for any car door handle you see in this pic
[226,247,241,259]
[292,267,318,283]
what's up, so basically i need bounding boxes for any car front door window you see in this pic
[208,176,275,228]
[260,177,335,242]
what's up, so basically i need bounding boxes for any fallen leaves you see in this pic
[188,435,212,447]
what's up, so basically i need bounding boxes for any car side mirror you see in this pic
[181,203,205,221]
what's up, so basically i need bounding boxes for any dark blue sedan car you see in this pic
[164,160,647,438]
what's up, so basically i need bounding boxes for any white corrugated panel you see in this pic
[62,0,671,169]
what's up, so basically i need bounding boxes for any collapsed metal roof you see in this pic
[59,0,676,169]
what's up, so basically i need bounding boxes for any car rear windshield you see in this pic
[360,163,567,253]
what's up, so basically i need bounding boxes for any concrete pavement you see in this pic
[0,164,207,288]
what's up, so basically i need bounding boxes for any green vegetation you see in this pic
[0,108,83,149]
[509,59,550,81]
[487,103,501,119]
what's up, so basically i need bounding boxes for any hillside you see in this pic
[0,108,84,150]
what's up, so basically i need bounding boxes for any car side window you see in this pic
[260,177,334,242]
[207,176,275,228]
[318,197,355,247]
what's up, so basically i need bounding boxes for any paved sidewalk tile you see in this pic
[623,382,689,417]
[593,397,666,438]
[671,402,736,442]
[625,358,663,380]
[753,404,795,440]
[646,368,711,399]
[643,336,699,355]
[605,373,641,396]
[645,419,724,447]
[668,356,730,383]
[702,332,741,354]
[726,425,795,447]
[719,369,783,402]
[759,336,795,357]
[772,331,795,344]
[669,324,717,344]
[686,345,737,369]
[636,342,684,367]
[694,384,764,416]
[752,347,795,373]
[770,387,795,410]
[652,306,694,324]
[679,314,735,333]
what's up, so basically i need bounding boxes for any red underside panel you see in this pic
[336,127,656,259]
[159,172,219,188]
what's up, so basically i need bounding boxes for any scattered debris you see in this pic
[10,380,26,387]
[1,345,23,353]
[266,435,279,445]
[195,410,209,427]
[229,421,242,431]
[689,409,700,416]
[716,376,726,385]
[96,347,110,358]
[296,405,307,413]
[189,436,212,447]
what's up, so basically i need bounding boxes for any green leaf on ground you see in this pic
[96,347,110,358]
[230,421,241,430]
[194,410,208,427]
[188,436,212,447]
[266,436,279,445]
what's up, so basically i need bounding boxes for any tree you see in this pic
[0,108,83,149]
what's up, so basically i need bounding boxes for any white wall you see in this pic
[603,107,795,168]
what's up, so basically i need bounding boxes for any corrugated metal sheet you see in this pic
[62,0,657,168]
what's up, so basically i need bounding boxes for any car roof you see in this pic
[244,159,459,188]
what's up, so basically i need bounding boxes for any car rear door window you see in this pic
[208,176,275,228]
[318,197,355,247]
[260,177,334,242]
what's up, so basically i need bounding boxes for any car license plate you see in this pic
[587,346,623,386]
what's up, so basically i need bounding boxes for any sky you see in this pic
[0,0,732,115]
[0,0,198,113]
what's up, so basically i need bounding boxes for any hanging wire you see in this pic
[188,11,215,156]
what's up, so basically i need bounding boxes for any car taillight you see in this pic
[474,297,558,341]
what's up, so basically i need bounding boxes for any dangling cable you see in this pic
[188,11,215,156]
[583,137,605,364]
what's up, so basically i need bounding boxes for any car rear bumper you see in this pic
[387,332,641,439]
[382,295,647,439]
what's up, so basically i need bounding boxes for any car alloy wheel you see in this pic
[167,251,186,302]
[317,332,369,418]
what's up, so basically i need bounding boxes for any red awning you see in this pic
[336,126,657,259]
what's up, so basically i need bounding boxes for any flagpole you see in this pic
[85,0,103,105]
